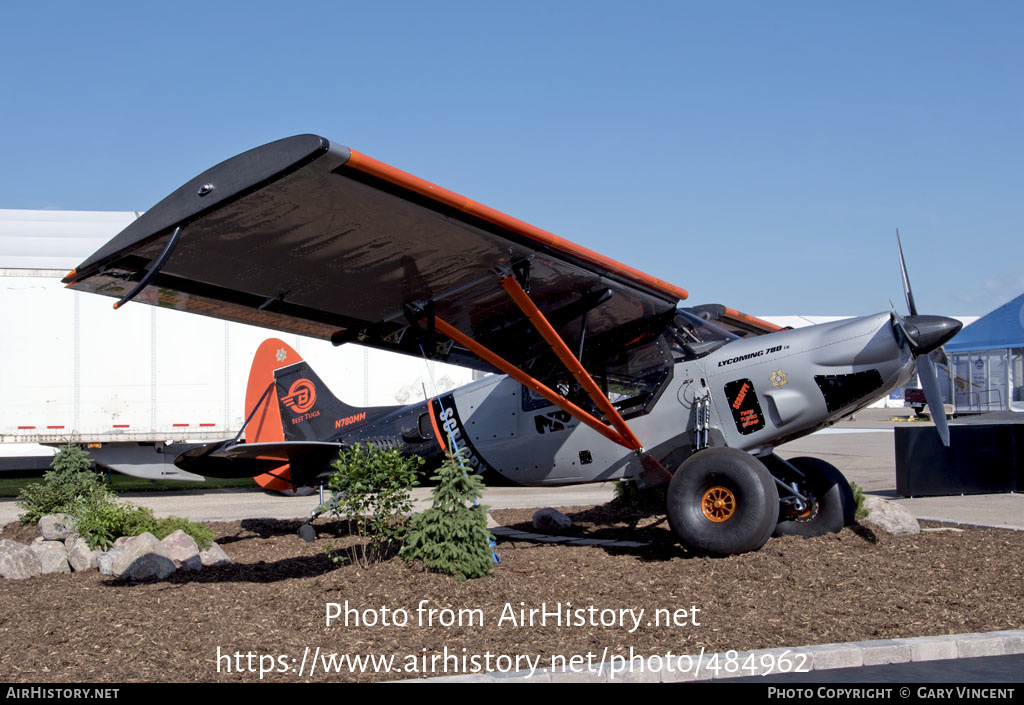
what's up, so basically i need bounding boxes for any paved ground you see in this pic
[2,408,1021,529]
[776,409,1024,530]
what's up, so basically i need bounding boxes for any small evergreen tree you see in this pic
[402,447,494,581]
[17,443,110,523]
[851,482,869,522]
[50,442,93,474]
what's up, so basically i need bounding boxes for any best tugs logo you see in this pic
[282,378,320,424]
[282,379,317,413]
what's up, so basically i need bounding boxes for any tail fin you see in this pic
[245,339,402,490]
[245,338,303,491]
[274,361,372,442]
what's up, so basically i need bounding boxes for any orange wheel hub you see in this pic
[701,486,736,523]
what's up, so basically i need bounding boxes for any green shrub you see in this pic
[151,516,214,550]
[17,443,214,551]
[614,479,666,508]
[402,447,493,582]
[17,444,111,523]
[851,482,869,522]
[320,443,422,568]
[73,499,214,551]
[73,501,155,551]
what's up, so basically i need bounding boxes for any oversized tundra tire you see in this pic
[771,456,855,538]
[667,448,779,557]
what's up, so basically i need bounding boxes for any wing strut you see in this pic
[432,317,640,451]
[498,275,645,451]
[111,226,183,310]
[431,272,649,454]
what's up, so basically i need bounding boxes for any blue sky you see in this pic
[1,1,1021,316]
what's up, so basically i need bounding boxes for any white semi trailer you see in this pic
[0,209,472,481]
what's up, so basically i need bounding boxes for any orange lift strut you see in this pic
[432,317,640,451]
[498,275,645,452]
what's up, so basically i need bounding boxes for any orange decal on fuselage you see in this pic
[732,383,750,410]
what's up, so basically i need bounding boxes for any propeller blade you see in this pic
[894,230,960,447]
[918,354,950,447]
[896,229,919,316]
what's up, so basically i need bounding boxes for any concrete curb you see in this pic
[914,516,1024,532]
[406,629,1024,683]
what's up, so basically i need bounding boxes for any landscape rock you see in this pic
[97,547,125,576]
[533,508,572,531]
[161,530,202,571]
[111,532,176,580]
[199,542,231,567]
[0,539,42,579]
[67,536,100,572]
[863,496,920,536]
[29,540,71,574]
[97,537,134,574]
[39,514,78,541]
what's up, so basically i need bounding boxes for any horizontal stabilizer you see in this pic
[174,440,342,481]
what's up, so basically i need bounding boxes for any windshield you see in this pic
[670,309,739,360]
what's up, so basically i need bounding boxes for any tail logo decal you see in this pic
[282,378,317,414]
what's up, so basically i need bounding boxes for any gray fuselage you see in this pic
[334,311,915,486]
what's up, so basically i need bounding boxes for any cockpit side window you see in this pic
[521,331,674,419]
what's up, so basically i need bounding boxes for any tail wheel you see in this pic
[667,447,779,557]
[772,456,855,538]
[781,493,818,523]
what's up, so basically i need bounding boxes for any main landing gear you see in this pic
[665,448,855,556]
[666,448,779,557]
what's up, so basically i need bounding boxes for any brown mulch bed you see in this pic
[1,503,1022,683]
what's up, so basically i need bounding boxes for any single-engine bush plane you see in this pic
[64,135,961,556]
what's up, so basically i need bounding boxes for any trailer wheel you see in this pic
[667,448,779,556]
[772,456,855,538]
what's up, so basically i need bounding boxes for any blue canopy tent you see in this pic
[945,293,1024,412]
